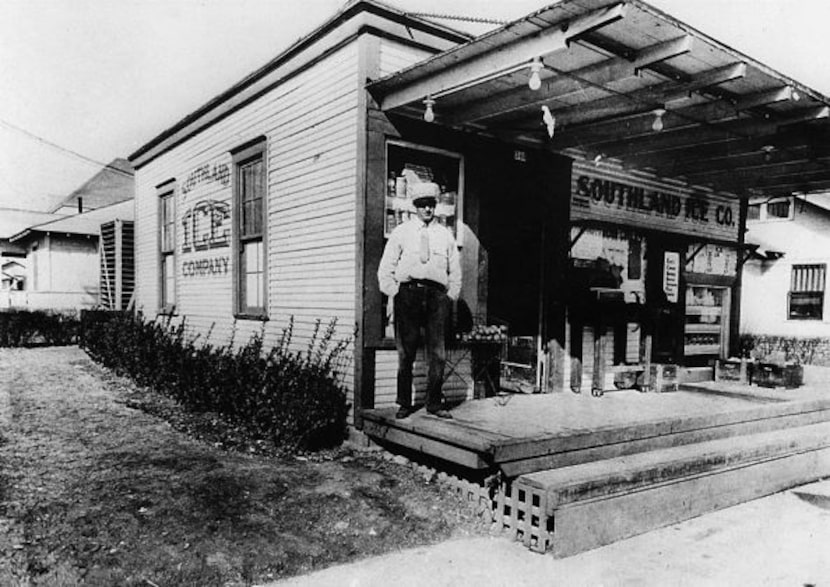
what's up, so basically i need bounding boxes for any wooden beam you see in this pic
[551,85,795,149]
[376,3,628,111]
[550,62,748,128]
[595,105,829,160]
[445,35,693,125]
[682,155,830,185]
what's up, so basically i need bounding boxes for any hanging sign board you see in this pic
[663,251,680,303]
[571,162,740,242]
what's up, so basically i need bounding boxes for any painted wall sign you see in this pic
[570,163,740,242]
[182,256,230,277]
[182,199,230,252]
[181,162,230,195]
[663,251,680,303]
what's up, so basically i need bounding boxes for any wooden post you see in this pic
[592,323,606,396]
[570,320,583,393]
[642,333,653,392]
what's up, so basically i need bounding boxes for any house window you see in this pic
[766,199,791,219]
[158,183,176,312]
[233,139,267,318]
[789,264,825,320]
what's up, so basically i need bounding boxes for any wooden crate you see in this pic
[754,363,803,389]
[640,363,679,393]
[714,358,751,384]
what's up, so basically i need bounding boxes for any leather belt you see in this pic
[401,279,446,293]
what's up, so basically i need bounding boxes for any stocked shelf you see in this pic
[384,141,462,239]
[684,323,722,334]
[683,285,729,358]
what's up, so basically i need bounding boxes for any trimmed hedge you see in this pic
[0,309,80,347]
[81,311,352,452]
[739,333,830,366]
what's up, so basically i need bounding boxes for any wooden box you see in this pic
[754,363,803,389]
[639,363,679,393]
[714,358,751,384]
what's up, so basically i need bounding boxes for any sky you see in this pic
[1,0,828,212]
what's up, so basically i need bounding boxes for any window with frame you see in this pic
[233,139,267,318]
[789,264,826,320]
[158,183,176,312]
[766,199,792,219]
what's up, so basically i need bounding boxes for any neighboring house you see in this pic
[0,208,65,258]
[1,259,26,291]
[5,200,134,311]
[49,158,134,215]
[742,195,830,338]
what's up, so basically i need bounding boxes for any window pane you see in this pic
[161,195,175,251]
[242,240,264,311]
[162,254,175,306]
[239,159,263,238]
[767,200,790,218]
[746,204,760,220]
[789,292,823,319]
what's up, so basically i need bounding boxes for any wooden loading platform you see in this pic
[362,382,830,555]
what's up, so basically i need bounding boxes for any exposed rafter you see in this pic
[373,3,627,112]
[550,86,797,150]
[442,35,693,125]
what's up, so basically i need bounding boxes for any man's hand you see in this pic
[386,296,394,322]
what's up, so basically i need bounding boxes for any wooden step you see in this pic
[513,422,830,557]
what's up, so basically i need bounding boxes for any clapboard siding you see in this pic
[133,41,361,407]
[374,349,474,409]
[378,38,434,77]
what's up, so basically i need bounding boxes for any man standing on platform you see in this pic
[378,193,462,419]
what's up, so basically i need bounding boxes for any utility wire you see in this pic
[0,117,134,180]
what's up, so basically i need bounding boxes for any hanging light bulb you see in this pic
[528,58,543,91]
[652,108,666,132]
[791,89,801,102]
[423,97,435,123]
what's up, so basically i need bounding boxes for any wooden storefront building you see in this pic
[129,0,830,554]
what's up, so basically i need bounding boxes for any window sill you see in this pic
[234,313,269,322]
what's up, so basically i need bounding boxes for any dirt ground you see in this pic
[0,346,489,586]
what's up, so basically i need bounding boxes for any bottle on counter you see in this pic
[395,174,407,199]
[387,172,397,197]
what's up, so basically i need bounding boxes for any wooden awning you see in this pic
[368,0,830,199]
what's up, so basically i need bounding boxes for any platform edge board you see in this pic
[497,408,830,477]
[492,398,830,462]
[548,446,830,558]
[361,419,491,469]
[362,408,510,450]
[519,421,830,505]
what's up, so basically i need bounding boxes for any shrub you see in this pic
[80,311,352,452]
[0,309,79,347]
[739,333,830,366]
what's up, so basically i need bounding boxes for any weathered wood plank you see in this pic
[362,419,490,469]
[500,408,830,477]
[550,445,830,557]
[493,397,830,462]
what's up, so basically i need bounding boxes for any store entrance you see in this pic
[479,151,547,392]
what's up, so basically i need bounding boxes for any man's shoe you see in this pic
[427,408,452,419]
[396,406,416,419]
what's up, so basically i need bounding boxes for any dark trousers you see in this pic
[394,282,450,411]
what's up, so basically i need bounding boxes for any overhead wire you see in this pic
[0,117,134,180]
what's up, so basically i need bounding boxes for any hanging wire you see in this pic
[0,117,134,179]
